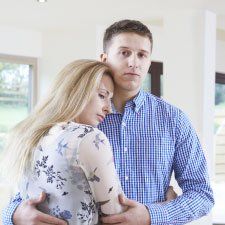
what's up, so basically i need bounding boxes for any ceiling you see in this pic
[0,0,225,31]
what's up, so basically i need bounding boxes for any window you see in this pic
[0,54,37,153]
[142,61,163,97]
[214,72,225,180]
[213,72,225,224]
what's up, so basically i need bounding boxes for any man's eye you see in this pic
[99,94,105,99]
[121,51,129,56]
[138,53,146,58]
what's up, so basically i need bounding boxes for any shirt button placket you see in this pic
[121,121,128,185]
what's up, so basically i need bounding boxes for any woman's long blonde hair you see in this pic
[1,59,113,185]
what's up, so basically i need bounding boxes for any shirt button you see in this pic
[125,176,129,181]
[124,147,128,152]
[122,122,126,127]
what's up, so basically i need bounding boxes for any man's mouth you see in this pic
[124,72,140,76]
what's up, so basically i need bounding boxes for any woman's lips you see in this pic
[97,115,105,122]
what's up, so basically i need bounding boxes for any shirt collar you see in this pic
[132,89,146,113]
[111,101,120,114]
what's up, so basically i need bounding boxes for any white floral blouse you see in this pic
[19,121,125,225]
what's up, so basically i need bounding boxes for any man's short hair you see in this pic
[103,19,153,52]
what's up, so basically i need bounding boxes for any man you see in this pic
[2,20,214,225]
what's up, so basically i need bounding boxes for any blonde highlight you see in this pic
[1,59,113,185]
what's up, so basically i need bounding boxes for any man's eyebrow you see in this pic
[118,46,150,54]
[139,49,150,54]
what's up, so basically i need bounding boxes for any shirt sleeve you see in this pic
[1,193,22,225]
[146,110,214,224]
[78,129,126,215]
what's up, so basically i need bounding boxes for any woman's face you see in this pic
[75,74,114,126]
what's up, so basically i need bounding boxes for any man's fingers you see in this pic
[27,192,47,206]
[118,194,136,207]
[38,223,54,225]
[169,186,177,197]
[101,213,125,224]
[102,223,126,225]
[37,222,66,225]
[166,186,177,201]
[39,192,47,202]
[40,212,67,225]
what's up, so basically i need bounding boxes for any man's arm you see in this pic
[101,194,151,225]
[102,111,214,225]
[145,110,214,224]
[101,186,178,225]
[2,193,22,225]
[2,192,67,225]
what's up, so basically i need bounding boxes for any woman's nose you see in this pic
[103,101,112,114]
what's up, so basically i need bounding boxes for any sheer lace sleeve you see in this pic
[78,129,126,215]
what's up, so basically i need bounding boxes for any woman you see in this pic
[2,59,126,224]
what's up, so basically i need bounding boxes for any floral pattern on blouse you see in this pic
[19,122,125,225]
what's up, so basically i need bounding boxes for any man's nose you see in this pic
[128,55,138,68]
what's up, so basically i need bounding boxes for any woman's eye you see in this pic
[99,94,105,99]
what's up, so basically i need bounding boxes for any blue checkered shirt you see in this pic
[2,90,214,225]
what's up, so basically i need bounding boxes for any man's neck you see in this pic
[113,88,140,113]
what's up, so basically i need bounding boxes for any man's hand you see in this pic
[13,192,67,225]
[156,186,178,205]
[101,194,150,225]
[165,186,177,202]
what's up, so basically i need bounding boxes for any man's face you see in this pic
[101,32,151,95]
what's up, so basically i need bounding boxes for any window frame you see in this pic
[144,61,163,97]
[216,72,225,85]
[0,53,37,110]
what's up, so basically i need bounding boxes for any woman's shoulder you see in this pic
[49,121,107,140]
[74,123,108,141]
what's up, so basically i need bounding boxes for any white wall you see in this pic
[39,25,97,99]
[216,40,225,73]
[0,26,42,57]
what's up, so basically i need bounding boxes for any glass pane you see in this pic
[0,62,30,152]
[142,72,151,92]
[215,83,225,133]
[142,73,163,97]
[214,82,225,182]
[213,82,225,224]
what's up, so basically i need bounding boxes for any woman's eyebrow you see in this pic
[99,88,110,95]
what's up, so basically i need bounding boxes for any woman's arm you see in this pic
[78,129,127,215]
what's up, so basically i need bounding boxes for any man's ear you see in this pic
[100,53,107,62]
